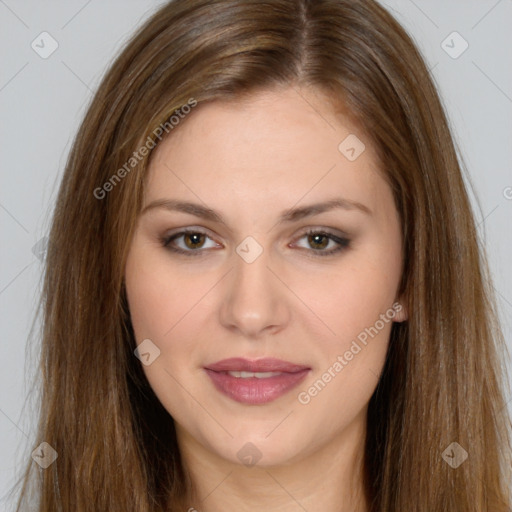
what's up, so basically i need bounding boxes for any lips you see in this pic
[204,357,311,405]
[205,357,310,373]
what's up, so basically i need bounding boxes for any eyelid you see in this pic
[162,226,219,241]
[291,226,350,242]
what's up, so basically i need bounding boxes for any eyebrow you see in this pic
[141,197,372,225]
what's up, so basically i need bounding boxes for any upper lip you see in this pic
[205,357,310,373]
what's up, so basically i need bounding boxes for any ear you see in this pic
[391,297,408,323]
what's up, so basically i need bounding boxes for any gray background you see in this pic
[1,0,511,508]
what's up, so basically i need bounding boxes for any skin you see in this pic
[124,85,407,512]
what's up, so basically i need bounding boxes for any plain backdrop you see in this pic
[1,0,511,508]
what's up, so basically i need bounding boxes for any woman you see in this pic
[14,0,512,510]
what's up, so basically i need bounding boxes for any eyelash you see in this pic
[160,228,351,257]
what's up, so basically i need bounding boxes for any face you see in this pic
[124,86,407,468]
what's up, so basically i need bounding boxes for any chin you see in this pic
[210,428,310,469]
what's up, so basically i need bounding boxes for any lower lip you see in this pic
[204,369,310,405]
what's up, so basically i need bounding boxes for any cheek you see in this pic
[125,264,174,342]
[293,249,401,343]
[124,246,209,419]
[125,244,206,342]
[292,255,398,430]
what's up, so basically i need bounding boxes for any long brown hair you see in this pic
[13,0,511,510]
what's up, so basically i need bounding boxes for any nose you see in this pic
[219,246,290,339]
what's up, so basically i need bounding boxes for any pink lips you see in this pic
[204,357,310,405]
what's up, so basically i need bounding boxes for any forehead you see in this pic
[144,87,389,218]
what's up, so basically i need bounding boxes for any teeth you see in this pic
[227,371,282,378]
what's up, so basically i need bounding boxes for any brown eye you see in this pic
[307,233,329,250]
[161,229,220,256]
[183,232,206,249]
[293,229,351,257]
